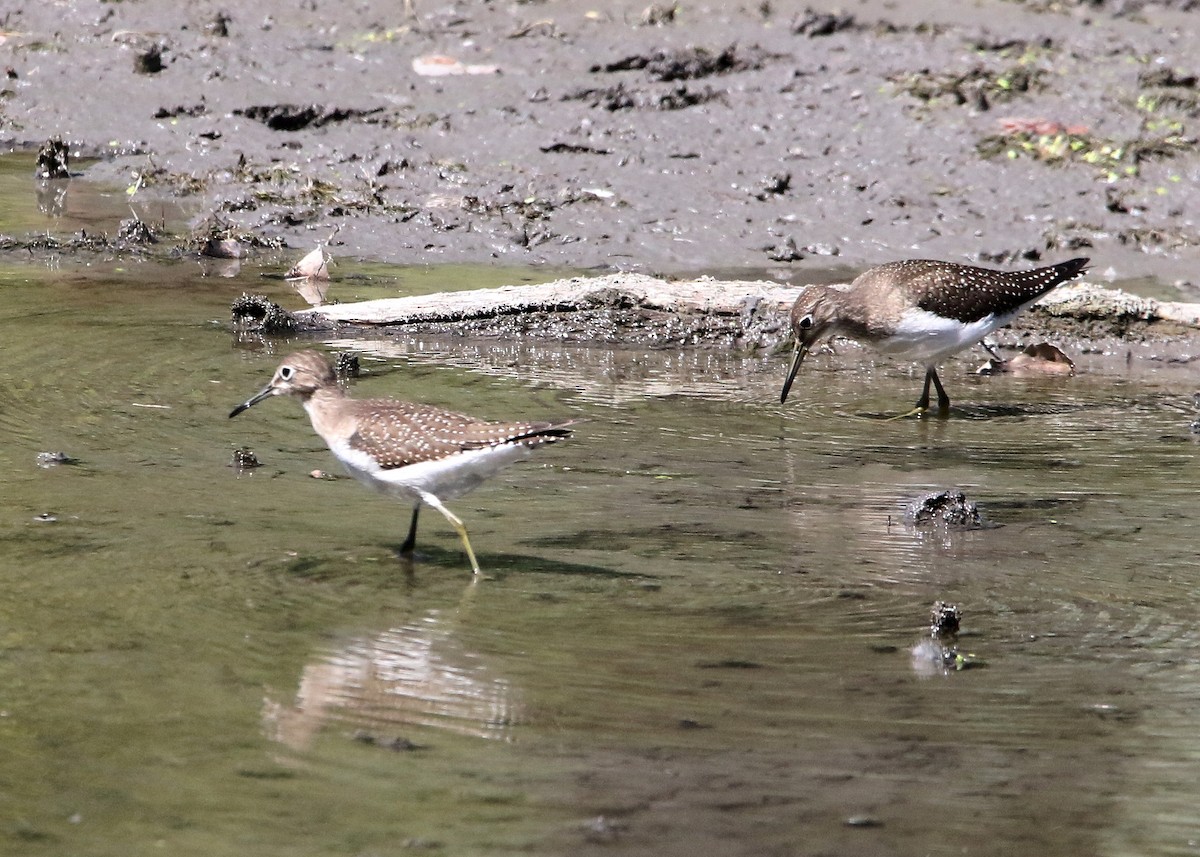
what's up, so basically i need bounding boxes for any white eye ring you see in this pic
[798,315,814,330]
[280,366,294,380]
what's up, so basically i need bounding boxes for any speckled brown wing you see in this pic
[346,398,573,470]
[904,258,1089,324]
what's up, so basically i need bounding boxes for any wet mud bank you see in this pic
[3,0,1200,287]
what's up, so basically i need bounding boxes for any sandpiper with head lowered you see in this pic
[779,257,1089,414]
[230,350,574,575]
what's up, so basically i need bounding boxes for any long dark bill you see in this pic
[779,342,809,405]
[229,385,275,418]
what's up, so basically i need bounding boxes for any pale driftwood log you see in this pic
[298,273,800,325]
[295,273,1200,340]
[1033,282,1200,328]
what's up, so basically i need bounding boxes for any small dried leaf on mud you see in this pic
[997,116,1090,136]
[412,55,500,77]
[977,342,1075,376]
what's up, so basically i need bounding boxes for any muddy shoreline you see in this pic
[5,5,1200,851]
[3,0,1199,292]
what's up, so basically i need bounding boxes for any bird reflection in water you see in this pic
[263,610,521,750]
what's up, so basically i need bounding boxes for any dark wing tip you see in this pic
[527,424,575,442]
[460,421,576,452]
[1058,257,1090,281]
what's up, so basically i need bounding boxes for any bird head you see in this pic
[780,286,838,405]
[230,350,337,417]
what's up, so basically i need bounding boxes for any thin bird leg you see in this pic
[915,368,934,411]
[911,367,951,413]
[979,339,1004,361]
[888,367,950,421]
[928,368,951,412]
[399,505,421,554]
[907,364,936,410]
[419,492,482,575]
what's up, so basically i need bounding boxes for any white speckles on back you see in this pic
[339,397,568,471]
[860,258,1089,325]
[286,354,573,499]
[804,257,1089,360]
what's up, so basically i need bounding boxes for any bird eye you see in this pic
[279,366,294,380]
[798,314,814,330]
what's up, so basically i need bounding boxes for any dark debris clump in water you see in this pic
[0,231,112,253]
[35,137,70,180]
[351,729,424,751]
[231,447,261,470]
[904,489,984,529]
[193,213,288,259]
[0,221,164,255]
[930,601,962,638]
[230,293,297,334]
[333,351,360,379]
[118,215,159,245]
[36,451,76,468]
[912,601,980,674]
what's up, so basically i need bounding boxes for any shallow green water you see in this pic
[2,167,1200,856]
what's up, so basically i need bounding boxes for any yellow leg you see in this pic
[886,367,950,420]
[884,405,928,422]
[420,493,482,575]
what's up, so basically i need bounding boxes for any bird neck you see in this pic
[818,293,875,342]
[301,385,352,439]
[839,283,907,341]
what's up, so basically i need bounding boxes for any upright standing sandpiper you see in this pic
[230,350,574,574]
